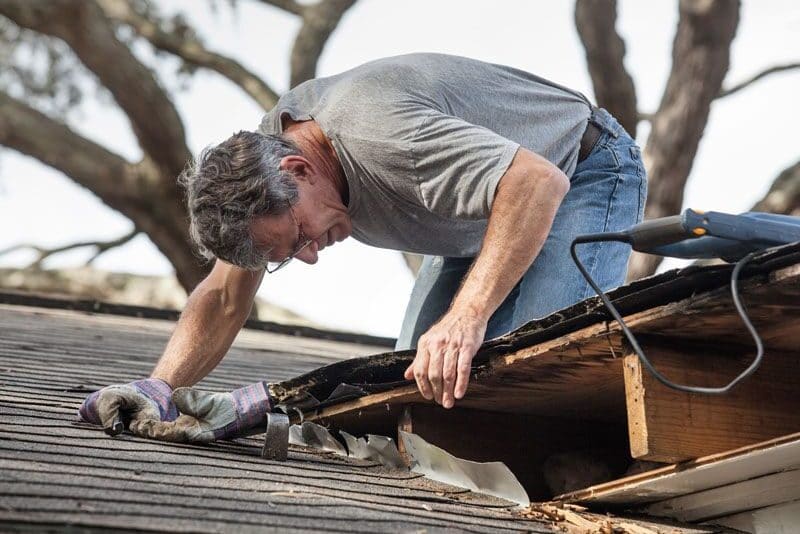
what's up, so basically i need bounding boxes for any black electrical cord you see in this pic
[570,234,763,394]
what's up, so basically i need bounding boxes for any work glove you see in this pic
[130,381,272,443]
[78,378,178,435]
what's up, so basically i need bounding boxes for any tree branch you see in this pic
[255,0,304,16]
[0,0,190,178]
[718,62,800,99]
[0,90,208,290]
[0,91,139,199]
[289,0,356,88]
[98,0,279,110]
[0,229,140,269]
[574,0,638,136]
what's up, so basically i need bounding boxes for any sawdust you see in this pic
[517,503,667,534]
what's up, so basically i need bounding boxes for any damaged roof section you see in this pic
[0,297,724,532]
[273,242,800,411]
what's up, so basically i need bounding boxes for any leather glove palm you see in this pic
[78,378,178,435]
[132,381,271,443]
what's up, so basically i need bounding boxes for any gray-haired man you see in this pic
[79,53,646,441]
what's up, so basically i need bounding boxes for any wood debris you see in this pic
[518,503,663,534]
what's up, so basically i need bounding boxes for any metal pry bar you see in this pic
[261,412,290,461]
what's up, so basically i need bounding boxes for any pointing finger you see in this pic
[428,344,445,405]
[454,344,476,400]
[413,343,433,400]
[442,346,459,409]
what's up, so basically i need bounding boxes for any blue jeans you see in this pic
[395,107,647,350]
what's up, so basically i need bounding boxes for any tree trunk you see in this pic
[750,160,800,215]
[574,0,638,137]
[627,0,740,281]
[0,0,208,290]
[289,0,356,88]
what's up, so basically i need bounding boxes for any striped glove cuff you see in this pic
[224,381,272,437]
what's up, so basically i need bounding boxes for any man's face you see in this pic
[249,175,352,267]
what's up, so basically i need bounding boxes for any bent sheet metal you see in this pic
[400,430,530,507]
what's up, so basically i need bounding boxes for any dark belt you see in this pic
[578,120,602,163]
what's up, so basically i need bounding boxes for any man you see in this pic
[79,53,646,442]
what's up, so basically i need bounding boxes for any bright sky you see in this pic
[1,0,798,337]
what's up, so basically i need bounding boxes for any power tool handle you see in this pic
[627,215,692,252]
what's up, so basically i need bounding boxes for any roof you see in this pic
[0,295,721,533]
[0,299,544,532]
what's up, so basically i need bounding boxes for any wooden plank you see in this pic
[303,385,421,422]
[643,468,800,522]
[619,273,800,352]
[713,499,800,533]
[623,344,800,462]
[557,433,800,505]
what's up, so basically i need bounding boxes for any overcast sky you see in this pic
[1,0,798,336]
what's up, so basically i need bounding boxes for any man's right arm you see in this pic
[150,259,265,388]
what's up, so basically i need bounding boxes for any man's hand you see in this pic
[131,381,272,443]
[78,378,178,435]
[403,311,486,409]
[402,149,570,409]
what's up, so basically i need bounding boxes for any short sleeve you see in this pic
[411,111,520,220]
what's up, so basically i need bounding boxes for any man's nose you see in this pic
[294,243,319,264]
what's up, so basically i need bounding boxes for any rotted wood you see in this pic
[305,262,800,425]
[623,339,800,462]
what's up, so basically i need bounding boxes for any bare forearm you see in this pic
[150,290,246,386]
[151,262,263,387]
[451,150,570,321]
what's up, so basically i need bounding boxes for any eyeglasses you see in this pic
[265,206,313,273]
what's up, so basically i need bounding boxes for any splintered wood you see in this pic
[519,503,697,534]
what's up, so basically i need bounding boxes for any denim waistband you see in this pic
[588,106,623,139]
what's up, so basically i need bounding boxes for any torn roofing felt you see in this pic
[271,242,800,407]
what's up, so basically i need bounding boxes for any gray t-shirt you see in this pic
[258,53,591,257]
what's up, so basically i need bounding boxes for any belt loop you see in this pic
[592,106,620,139]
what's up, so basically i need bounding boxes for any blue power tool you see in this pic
[571,209,800,394]
[616,209,800,261]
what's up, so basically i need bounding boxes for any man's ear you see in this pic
[279,155,316,184]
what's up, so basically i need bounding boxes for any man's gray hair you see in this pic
[179,130,300,269]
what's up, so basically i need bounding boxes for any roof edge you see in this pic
[0,289,395,347]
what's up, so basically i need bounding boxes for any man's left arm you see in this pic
[404,147,571,408]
